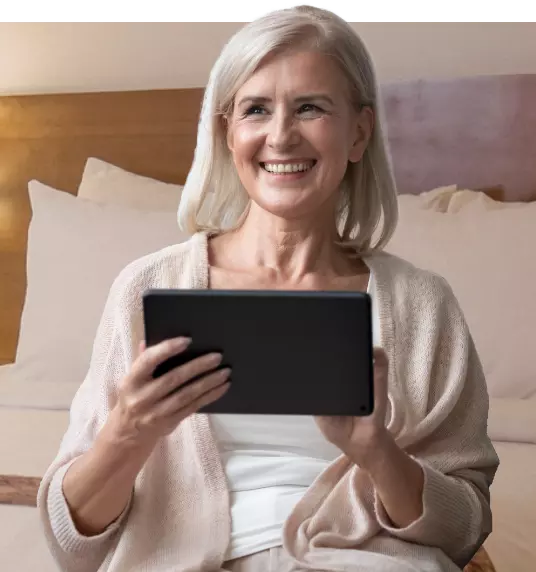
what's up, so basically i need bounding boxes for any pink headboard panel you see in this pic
[382,73,536,201]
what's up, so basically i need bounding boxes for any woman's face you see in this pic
[226,50,373,221]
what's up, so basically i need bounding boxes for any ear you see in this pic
[348,106,374,164]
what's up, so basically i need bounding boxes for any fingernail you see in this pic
[176,337,192,347]
[208,353,223,365]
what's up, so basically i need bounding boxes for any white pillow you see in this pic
[14,180,187,393]
[385,198,536,400]
[77,157,183,211]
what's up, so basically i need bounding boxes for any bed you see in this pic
[1,73,535,572]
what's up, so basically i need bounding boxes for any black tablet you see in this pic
[142,288,374,416]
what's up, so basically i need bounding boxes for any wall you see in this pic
[1,22,536,95]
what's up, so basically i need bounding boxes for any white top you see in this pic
[211,274,381,560]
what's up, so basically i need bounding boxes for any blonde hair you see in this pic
[177,5,398,254]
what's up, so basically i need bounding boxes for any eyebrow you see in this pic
[236,94,335,107]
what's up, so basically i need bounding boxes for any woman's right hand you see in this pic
[107,336,231,451]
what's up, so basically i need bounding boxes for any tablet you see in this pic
[142,288,374,416]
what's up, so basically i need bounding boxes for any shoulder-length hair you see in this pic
[177,5,398,254]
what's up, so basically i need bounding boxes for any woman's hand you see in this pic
[61,336,230,538]
[315,347,391,469]
[106,336,231,452]
[316,346,425,527]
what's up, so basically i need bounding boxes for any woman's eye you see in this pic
[299,103,321,114]
[241,103,322,118]
[244,105,266,116]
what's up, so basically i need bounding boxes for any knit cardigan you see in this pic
[37,231,499,572]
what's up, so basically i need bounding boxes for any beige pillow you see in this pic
[403,185,458,212]
[385,198,536,399]
[78,157,183,211]
[13,181,187,401]
[445,190,526,213]
[488,398,536,444]
[399,185,520,214]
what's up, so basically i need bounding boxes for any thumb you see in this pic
[138,340,146,357]
[373,346,388,370]
[372,346,389,411]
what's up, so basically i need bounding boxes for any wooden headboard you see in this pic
[1,73,536,364]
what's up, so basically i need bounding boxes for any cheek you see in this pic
[230,124,264,163]
[307,118,351,158]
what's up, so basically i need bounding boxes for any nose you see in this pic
[266,110,300,151]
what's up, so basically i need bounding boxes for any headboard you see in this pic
[1,73,536,364]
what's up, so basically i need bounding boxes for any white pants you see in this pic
[223,544,464,572]
[224,547,309,572]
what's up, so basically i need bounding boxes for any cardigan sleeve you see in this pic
[36,273,136,572]
[374,275,500,568]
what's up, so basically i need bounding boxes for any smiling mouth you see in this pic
[260,160,317,174]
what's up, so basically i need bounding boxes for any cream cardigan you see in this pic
[37,231,499,572]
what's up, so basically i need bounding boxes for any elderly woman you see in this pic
[38,6,499,572]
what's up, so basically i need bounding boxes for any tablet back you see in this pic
[143,289,373,416]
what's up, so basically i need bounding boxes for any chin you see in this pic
[256,199,321,221]
[253,189,328,220]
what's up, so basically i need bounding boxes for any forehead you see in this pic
[236,50,348,99]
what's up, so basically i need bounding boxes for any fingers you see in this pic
[130,337,192,384]
[146,368,232,422]
[151,382,231,436]
[174,381,231,421]
[143,352,224,403]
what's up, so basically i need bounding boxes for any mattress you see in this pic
[0,365,535,571]
[0,363,79,411]
[485,441,536,572]
[0,406,69,571]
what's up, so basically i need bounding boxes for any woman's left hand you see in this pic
[315,347,392,469]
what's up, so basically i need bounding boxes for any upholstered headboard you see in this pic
[1,73,536,363]
[382,74,536,201]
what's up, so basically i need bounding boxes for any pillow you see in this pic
[397,185,458,212]
[77,157,183,211]
[14,180,188,394]
[488,398,536,445]
[398,185,513,214]
[385,198,536,399]
[445,190,526,213]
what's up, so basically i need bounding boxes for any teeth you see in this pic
[263,162,314,173]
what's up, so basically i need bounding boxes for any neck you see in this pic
[228,201,348,281]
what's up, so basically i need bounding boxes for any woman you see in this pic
[38,6,499,572]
